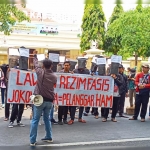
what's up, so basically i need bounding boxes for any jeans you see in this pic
[30,101,53,143]
[49,104,54,120]
[1,88,5,104]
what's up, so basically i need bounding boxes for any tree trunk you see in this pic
[135,53,138,67]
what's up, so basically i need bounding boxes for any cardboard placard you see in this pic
[19,48,29,57]
[49,53,59,62]
[9,48,20,56]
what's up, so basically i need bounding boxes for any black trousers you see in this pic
[10,104,24,123]
[133,93,149,119]
[5,87,10,119]
[70,106,84,121]
[103,97,120,119]
[58,106,68,121]
[118,92,126,115]
[85,107,99,116]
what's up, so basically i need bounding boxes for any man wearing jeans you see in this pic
[30,50,57,146]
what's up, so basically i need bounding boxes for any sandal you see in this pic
[141,118,145,122]
[4,118,8,121]
[111,118,117,122]
[78,119,86,123]
[68,120,74,125]
[102,118,107,122]
[129,117,137,120]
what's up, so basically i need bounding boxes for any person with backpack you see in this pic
[129,64,150,122]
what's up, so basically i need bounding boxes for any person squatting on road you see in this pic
[129,64,150,122]
[30,50,57,146]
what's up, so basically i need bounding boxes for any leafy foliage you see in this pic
[104,0,124,55]
[106,6,150,57]
[80,3,106,52]
[0,3,30,35]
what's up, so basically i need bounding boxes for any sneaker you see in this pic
[51,119,58,125]
[83,112,88,116]
[63,120,68,124]
[30,141,37,146]
[17,122,25,127]
[41,138,53,143]
[8,122,14,128]
[2,104,5,108]
[58,121,63,125]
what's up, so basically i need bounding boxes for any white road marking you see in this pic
[38,137,150,147]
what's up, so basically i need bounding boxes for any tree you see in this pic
[80,1,106,52]
[0,3,30,35]
[104,0,124,55]
[106,6,150,66]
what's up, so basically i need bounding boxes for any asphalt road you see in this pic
[0,145,150,150]
[0,98,150,148]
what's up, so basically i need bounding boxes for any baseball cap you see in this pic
[142,64,149,68]
[130,68,136,72]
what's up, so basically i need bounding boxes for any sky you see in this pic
[26,0,149,23]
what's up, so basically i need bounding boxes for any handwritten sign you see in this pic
[96,58,106,65]
[7,70,114,107]
[19,48,29,57]
[59,56,66,63]
[37,54,45,61]
[111,55,122,64]
[49,53,59,62]
[92,57,97,63]
[9,48,20,56]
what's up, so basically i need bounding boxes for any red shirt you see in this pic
[135,72,150,93]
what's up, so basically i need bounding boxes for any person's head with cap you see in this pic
[118,64,124,73]
[130,68,136,73]
[142,64,149,74]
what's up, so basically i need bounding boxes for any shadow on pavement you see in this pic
[0,146,150,150]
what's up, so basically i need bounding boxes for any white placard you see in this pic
[59,56,66,62]
[92,57,97,63]
[37,54,45,61]
[49,53,59,62]
[19,48,29,57]
[96,58,106,65]
[107,59,111,65]
[111,55,122,63]
[77,56,88,59]
[9,48,20,56]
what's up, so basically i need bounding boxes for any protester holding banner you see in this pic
[8,47,29,128]
[68,58,89,125]
[57,61,71,125]
[30,50,57,146]
[102,73,123,122]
